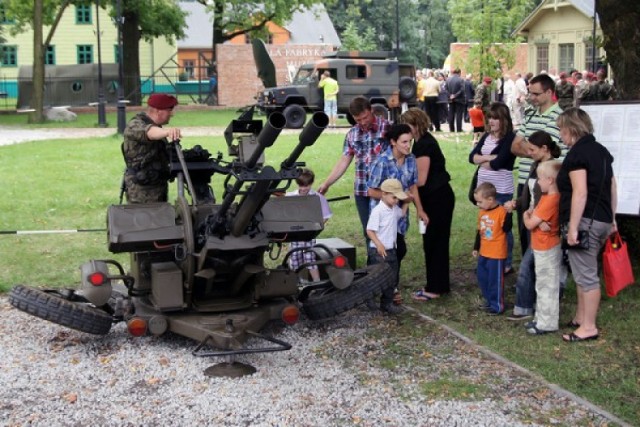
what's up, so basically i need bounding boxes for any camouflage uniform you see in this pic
[581,80,617,102]
[122,112,171,204]
[555,81,575,110]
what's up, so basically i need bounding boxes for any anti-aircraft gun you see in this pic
[9,110,393,361]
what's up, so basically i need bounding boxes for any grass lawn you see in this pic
[0,111,638,424]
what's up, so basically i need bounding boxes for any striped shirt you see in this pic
[477,133,515,195]
[342,116,390,197]
[515,103,567,184]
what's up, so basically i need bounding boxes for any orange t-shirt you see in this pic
[477,205,508,259]
[531,193,561,250]
[469,107,485,128]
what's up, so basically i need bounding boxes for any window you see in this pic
[1,45,17,67]
[76,5,92,24]
[0,5,14,24]
[346,65,367,79]
[45,45,56,65]
[536,45,548,74]
[77,45,93,64]
[183,60,195,78]
[585,43,600,73]
[558,43,574,73]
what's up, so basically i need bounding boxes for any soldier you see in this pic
[122,93,181,204]
[586,70,617,101]
[474,77,492,124]
[555,72,575,110]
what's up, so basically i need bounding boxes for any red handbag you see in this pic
[603,232,635,297]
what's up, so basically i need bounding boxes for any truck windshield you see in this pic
[293,67,316,84]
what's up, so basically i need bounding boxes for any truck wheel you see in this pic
[301,263,395,320]
[371,103,388,119]
[399,76,417,101]
[283,105,306,129]
[9,285,113,335]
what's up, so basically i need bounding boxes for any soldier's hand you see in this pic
[166,127,181,142]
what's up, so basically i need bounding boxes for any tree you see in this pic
[196,0,330,66]
[3,0,71,123]
[596,1,640,100]
[448,0,534,79]
[114,0,186,106]
[340,21,376,51]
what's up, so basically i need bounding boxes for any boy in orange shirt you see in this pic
[522,160,562,334]
[468,101,485,145]
[473,182,511,314]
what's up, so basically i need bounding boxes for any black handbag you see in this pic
[468,167,479,205]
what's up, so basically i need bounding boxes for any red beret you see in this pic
[483,77,492,84]
[559,72,567,79]
[148,94,178,110]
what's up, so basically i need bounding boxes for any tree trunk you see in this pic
[29,0,45,124]
[122,8,142,105]
[596,1,640,100]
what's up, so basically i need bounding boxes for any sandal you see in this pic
[563,332,599,342]
[412,290,432,302]
[566,320,581,328]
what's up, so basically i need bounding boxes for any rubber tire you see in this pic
[399,76,417,101]
[302,263,395,320]
[371,103,388,119]
[9,285,113,335]
[282,104,306,129]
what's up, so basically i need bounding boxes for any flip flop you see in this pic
[412,290,432,302]
[563,332,599,342]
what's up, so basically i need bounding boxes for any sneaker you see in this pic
[507,313,533,321]
[380,304,404,315]
[485,309,504,316]
[526,325,557,335]
[524,320,537,329]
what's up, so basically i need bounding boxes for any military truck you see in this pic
[253,40,417,128]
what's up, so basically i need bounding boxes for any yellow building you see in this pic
[0,3,175,98]
[513,0,604,74]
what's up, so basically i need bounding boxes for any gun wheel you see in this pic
[9,285,113,335]
[301,263,395,320]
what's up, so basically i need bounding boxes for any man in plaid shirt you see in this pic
[319,96,390,240]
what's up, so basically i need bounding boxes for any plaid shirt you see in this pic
[367,147,418,234]
[342,116,390,197]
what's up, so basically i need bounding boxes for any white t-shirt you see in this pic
[367,201,403,249]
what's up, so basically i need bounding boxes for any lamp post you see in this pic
[395,0,400,58]
[95,0,107,127]
[379,33,386,51]
[116,0,126,134]
[591,0,598,73]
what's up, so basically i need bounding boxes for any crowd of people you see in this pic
[122,67,618,342]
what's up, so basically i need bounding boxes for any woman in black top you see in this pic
[401,108,455,300]
[556,108,617,342]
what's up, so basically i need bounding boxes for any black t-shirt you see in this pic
[411,132,451,197]
[557,134,614,224]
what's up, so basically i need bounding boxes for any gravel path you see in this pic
[0,297,616,427]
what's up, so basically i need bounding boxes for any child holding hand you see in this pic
[522,160,562,335]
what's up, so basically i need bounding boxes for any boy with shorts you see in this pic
[468,101,485,145]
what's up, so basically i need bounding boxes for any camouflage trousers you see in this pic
[124,175,168,204]
[532,244,562,331]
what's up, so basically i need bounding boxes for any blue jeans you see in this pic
[495,192,514,270]
[513,246,535,315]
[355,195,371,241]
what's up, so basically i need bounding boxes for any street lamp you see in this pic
[379,34,386,51]
[116,0,126,134]
[94,0,107,127]
[395,0,400,58]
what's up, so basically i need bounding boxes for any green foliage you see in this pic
[117,0,186,44]
[340,21,376,51]
[447,0,534,78]
[327,0,455,68]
